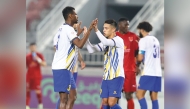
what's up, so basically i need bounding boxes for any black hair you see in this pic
[62,6,75,20]
[104,19,117,28]
[118,17,129,22]
[30,42,36,46]
[137,21,153,32]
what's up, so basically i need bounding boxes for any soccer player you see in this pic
[54,24,86,109]
[26,43,47,109]
[136,21,162,109]
[86,18,124,109]
[116,18,139,109]
[52,6,94,109]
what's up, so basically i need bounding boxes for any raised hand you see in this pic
[89,20,96,31]
[77,22,84,36]
[83,26,87,36]
[93,18,98,32]
[89,18,98,31]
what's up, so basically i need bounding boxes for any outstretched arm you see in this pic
[72,21,95,49]
[86,39,104,53]
[78,50,86,70]
[93,18,116,47]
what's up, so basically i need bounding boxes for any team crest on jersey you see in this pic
[129,37,133,41]
[113,91,117,94]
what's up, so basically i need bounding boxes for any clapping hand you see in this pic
[77,22,84,36]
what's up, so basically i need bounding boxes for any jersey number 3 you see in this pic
[153,45,159,58]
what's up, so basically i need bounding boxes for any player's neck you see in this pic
[108,33,116,39]
[65,20,74,27]
[143,32,149,37]
[119,30,128,34]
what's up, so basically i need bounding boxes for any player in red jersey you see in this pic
[26,43,46,109]
[116,18,139,109]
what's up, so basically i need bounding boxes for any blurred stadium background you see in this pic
[26,0,164,109]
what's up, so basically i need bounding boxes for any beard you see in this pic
[139,32,143,38]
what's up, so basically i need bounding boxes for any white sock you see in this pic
[26,106,30,109]
[38,104,43,109]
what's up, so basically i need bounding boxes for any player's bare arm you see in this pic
[34,56,46,66]
[137,50,144,62]
[78,50,86,70]
[76,22,84,36]
[137,54,144,62]
[72,20,95,49]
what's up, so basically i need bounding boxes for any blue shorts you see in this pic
[52,69,76,93]
[100,77,124,98]
[73,72,78,82]
[138,75,161,92]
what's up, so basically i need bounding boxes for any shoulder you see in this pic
[26,53,31,57]
[26,53,31,60]
[114,36,124,46]
[61,25,74,31]
[128,31,138,37]
[114,36,123,41]
[36,52,43,56]
[139,37,146,43]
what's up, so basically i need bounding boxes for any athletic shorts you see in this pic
[100,77,124,98]
[123,71,137,92]
[52,69,76,93]
[73,72,78,82]
[138,75,161,92]
[26,78,41,90]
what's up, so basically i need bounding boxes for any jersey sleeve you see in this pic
[113,37,124,48]
[138,38,146,54]
[95,31,116,47]
[67,27,78,42]
[94,42,104,51]
[38,53,45,61]
[86,39,104,53]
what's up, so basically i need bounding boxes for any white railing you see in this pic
[129,0,164,34]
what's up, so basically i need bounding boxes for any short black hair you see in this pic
[137,21,153,32]
[30,42,36,46]
[62,6,75,20]
[118,17,129,22]
[104,19,117,28]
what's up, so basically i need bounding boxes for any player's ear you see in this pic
[142,29,146,33]
[68,13,72,19]
[114,27,116,32]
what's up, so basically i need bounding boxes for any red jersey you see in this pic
[26,52,44,79]
[116,31,139,72]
